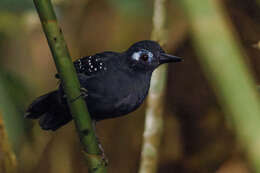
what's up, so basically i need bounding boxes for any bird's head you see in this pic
[125,40,182,72]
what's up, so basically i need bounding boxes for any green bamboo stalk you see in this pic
[139,0,167,172]
[0,114,17,173]
[180,0,260,171]
[0,73,25,151]
[33,0,107,172]
[257,1,260,8]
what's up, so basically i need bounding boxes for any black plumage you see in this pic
[25,40,182,130]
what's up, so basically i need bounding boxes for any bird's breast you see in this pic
[87,72,151,120]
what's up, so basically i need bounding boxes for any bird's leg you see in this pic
[92,120,108,166]
[79,87,88,98]
[70,87,88,102]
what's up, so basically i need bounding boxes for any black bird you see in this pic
[25,40,182,131]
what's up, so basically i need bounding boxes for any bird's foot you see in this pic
[70,87,88,102]
[79,87,88,98]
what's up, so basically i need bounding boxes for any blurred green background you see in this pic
[0,0,260,172]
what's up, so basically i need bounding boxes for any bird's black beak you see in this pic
[159,53,183,64]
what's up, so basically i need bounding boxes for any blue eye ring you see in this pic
[131,49,154,62]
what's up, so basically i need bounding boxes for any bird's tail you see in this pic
[25,90,72,131]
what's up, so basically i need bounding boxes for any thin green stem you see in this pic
[33,0,107,172]
[139,0,167,172]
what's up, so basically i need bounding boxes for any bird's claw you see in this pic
[80,87,88,98]
[70,87,88,102]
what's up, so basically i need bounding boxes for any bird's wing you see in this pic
[56,51,121,101]
[55,51,118,79]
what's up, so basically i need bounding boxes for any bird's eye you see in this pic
[141,54,149,61]
[131,50,153,62]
